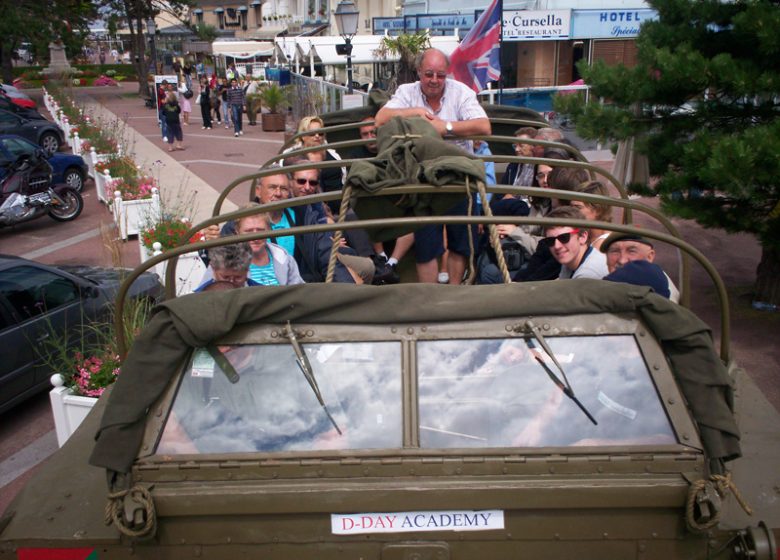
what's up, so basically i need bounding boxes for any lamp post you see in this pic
[146,18,158,75]
[334,0,359,94]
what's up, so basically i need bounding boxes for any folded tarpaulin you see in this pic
[346,116,486,241]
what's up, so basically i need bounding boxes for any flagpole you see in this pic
[498,0,503,105]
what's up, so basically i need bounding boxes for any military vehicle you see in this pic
[0,107,777,560]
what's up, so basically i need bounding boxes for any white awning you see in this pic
[212,40,275,58]
[274,34,461,67]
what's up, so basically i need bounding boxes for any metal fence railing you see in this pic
[477,84,590,114]
[290,73,369,123]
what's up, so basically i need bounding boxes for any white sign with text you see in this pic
[331,510,505,535]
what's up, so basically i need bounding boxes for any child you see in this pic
[162,92,184,151]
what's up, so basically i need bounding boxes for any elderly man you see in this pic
[374,48,491,284]
[542,207,608,280]
[236,204,304,285]
[600,232,680,301]
[195,242,258,291]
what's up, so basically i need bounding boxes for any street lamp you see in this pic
[334,0,359,94]
[146,18,158,75]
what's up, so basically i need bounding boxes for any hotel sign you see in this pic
[502,10,571,41]
[571,9,657,39]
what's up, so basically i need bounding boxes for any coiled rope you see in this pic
[325,181,354,283]
[685,472,753,532]
[104,484,157,538]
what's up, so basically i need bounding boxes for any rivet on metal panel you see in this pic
[227,472,233,479]
[155,408,162,417]
[273,537,279,543]
[506,532,512,539]
[142,445,148,451]
[639,331,646,337]
[505,325,512,332]
[668,398,675,404]
[407,327,414,335]
[549,467,556,473]
[272,472,278,478]
[180,539,186,544]
[653,364,660,370]
[597,466,604,473]
[543,323,550,331]
[227,537,232,543]
[46,516,54,521]
[409,469,415,475]
[391,327,397,333]
[271,331,278,338]
[651,532,658,539]
[64,492,71,498]
[193,546,202,557]
[554,533,560,540]
[455,468,462,475]
[306,330,314,337]
[502,467,508,474]
[638,543,646,552]
[318,469,324,476]
[421,326,427,332]
[603,532,609,539]
[683,434,690,441]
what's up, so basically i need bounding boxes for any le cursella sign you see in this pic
[502,9,571,41]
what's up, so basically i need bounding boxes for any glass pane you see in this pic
[417,336,676,449]
[158,341,402,454]
[0,266,78,319]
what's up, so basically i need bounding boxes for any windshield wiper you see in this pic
[524,320,598,426]
[284,321,343,435]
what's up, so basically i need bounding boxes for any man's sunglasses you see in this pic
[540,229,581,248]
[295,178,320,187]
[423,71,447,80]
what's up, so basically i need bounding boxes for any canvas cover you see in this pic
[90,280,740,474]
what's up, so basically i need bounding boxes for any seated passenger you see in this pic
[541,206,608,280]
[600,232,680,302]
[236,203,304,286]
[501,127,538,187]
[195,242,259,291]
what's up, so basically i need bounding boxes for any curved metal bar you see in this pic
[281,120,376,153]
[119,213,725,362]
[263,138,375,168]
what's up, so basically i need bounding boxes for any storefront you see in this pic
[500,9,573,88]
[570,8,657,67]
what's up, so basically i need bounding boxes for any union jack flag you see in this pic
[449,0,502,93]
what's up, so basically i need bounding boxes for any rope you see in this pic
[325,182,353,283]
[685,472,753,533]
[464,177,476,284]
[104,485,157,538]
[475,180,511,284]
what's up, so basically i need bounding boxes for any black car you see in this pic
[0,134,88,191]
[0,109,63,155]
[0,255,163,414]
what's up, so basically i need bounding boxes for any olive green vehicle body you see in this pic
[1,106,777,560]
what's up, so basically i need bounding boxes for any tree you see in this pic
[0,0,96,83]
[192,23,218,43]
[104,0,193,97]
[378,32,431,91]
[556,0,780,306]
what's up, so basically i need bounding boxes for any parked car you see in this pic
[0,94,46,121]
[0,84,36,110]
[0,255,163,414]
[0,109,63,155]
[0,134,87,191]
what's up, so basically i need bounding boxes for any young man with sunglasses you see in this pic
[542,207,608,280]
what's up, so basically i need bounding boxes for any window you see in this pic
[417,336,675,448]
[158,342,403,454]
[0,137,35,158]
[0,266,79,320]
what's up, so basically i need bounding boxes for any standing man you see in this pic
[156,80,170,142]
[374,48,491,284]
[226,78,245,136]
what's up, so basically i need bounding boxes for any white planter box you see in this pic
[49,375,97,447]
[113,187,161,240]
[139,240,206,296]
[87,148,111,180]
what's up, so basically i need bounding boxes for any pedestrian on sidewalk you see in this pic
[199,78,212,129]
[183,60,193,90]
[162,92,184,152]
[157,80,170,142]
[219,78,231,129]
[179,83,192,125]
[227,78,246,137]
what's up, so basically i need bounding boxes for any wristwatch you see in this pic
[445,121,454,134]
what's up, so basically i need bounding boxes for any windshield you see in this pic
[417,335,676,448]
[157,342,403,454]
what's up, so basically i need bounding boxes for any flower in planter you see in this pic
[95,155,136,177]
[110,176,157,201]
[72,351,121,398]
[141,216,203,252]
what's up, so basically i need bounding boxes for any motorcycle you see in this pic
[0,149,83,228]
